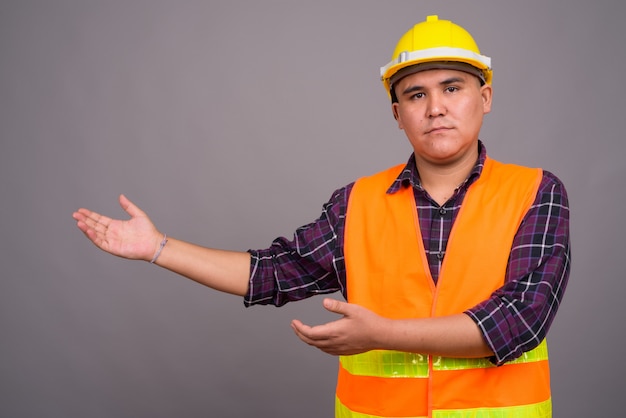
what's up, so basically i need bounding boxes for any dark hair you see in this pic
[390,87,399,104]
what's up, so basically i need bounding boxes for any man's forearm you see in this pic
[381,313,494,358]
[291,300,494,358]
[153,237,251,296]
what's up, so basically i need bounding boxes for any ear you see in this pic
[480,84,493,114]
[391,102,403,129]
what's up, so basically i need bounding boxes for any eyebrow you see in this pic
[400,76,467,96]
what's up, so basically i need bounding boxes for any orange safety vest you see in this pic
[338,157,550,418]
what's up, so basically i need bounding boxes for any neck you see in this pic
[414,150,478,206]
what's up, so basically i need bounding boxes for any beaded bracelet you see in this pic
[150,233,168,264]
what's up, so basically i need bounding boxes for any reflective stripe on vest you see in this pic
[339,157,548,417]
[341,340,548,378]
[336,397,552,418]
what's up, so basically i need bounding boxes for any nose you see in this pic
[426,92,446,118]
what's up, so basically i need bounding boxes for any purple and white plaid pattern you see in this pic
[246,142,571,364]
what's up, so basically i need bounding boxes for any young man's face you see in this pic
[392,68,492,168]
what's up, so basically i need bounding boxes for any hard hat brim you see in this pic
[388,61,487,89]
[380,46,493,92]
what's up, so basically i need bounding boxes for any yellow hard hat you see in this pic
[380,15,492,96]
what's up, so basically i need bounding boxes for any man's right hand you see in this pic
[73,194,163,262]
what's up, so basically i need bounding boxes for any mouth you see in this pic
[426,126,452,135]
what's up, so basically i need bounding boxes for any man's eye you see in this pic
[445,86,458,93]
[411,92,424,99]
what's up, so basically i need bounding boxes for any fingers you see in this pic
[291,319,340,355]
[119,194,146,218]
[291,319,321,341]
[323,298,349,315]
[291,319,334,345]
[291,299,350,343]
[290,319,309,338]
[72,207,115,252]
[73,208,111,234]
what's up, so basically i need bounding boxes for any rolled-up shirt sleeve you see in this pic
[244,184,352,307]
[465,170,571,365]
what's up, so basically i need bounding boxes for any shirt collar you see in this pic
[387,140,487,194]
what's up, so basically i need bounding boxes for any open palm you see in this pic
[73,194,162,261]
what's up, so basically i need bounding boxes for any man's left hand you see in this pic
[290,298,388,356]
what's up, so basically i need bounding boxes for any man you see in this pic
[73,15,570,418]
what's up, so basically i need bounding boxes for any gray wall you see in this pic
[1,1,623,416]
